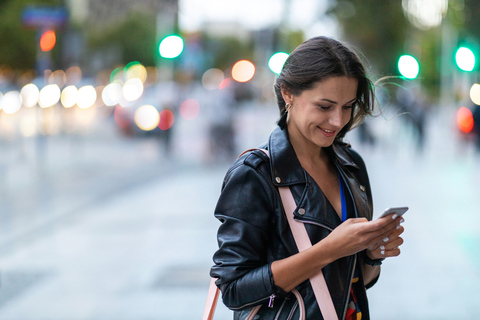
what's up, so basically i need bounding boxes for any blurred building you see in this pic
[66,0,178,27]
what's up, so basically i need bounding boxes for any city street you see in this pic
[0,105,479,319]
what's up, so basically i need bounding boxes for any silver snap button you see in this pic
[298,208,305,215]
[360,185,365,192]
[275,177,281,183]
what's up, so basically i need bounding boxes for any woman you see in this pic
[210,36,404,320]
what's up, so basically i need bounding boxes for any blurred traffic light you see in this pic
[159,35,184,59]
[397,54,419,79]
[268,52,289,75]
[455,46,475,72]
[40,30,56,52]
[457,107,474,133]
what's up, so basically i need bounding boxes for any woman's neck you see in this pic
[287,126,329,170]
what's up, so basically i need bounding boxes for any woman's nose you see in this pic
[329,108,343,127]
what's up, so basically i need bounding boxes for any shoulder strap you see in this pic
[258,149,338,320]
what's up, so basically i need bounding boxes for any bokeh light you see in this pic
[49,70,66,87]
[20,83,39,108]
[114,105,131,129]
[65,66,82,86]
[77,85,97,109]
[470,84,480,105]
[134,105,159,131]
[402,0,448,30]
[125,62,147,83]
[39,84,61,108]
[455,47,475,72]
[102,82,123,106]
[159,35,184,59]
[219,77,231,90]
[159,109,175,130]
[123,78,144,102]
[398,55,420,79]
[110,67,124,83]
[1,91,22,114]
[202,68,224,90]
[40,30,56,52]
[268,52,289,75]
[61,85,78,108]
[180,99,200,120]
[457,107,474,133]
[232,60,255,82]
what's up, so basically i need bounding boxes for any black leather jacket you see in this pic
[211,123,376,319]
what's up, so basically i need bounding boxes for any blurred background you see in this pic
[0,0,479,319]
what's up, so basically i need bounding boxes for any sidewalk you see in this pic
[0,161,230,320]
[0,105,478,319]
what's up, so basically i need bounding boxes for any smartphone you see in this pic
[376,206,409,219]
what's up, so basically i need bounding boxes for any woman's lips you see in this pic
[318,126,336,137]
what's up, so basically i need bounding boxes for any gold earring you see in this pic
[285,103,291,112]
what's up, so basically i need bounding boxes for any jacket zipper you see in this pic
[229,294,275,311]
[268,294,276,308]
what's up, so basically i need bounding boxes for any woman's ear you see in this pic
[280,86,294,105]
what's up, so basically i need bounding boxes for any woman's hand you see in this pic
[366,216,405,259]
[321,214,404,261]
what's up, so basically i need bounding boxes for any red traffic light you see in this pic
[457,107,474,133]
[40,30,56,52]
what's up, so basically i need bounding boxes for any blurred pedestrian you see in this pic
[210,36,405,319]
[395,86,428,152]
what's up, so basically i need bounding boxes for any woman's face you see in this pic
[285,76,358,150]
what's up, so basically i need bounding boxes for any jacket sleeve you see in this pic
[210,156,286,310]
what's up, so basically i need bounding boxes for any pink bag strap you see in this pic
[202,148,338,320]
[202,278,220,320]
[278,185,338,320]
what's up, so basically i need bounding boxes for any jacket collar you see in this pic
[267,125,358,186]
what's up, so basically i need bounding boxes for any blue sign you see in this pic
[22,6,68,28]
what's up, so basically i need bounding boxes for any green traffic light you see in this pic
[268,52,289,75]
[455,47,475,72]
[398,54,419,79]
[159,35,184,59]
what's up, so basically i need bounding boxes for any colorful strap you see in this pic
[339,173,347,222]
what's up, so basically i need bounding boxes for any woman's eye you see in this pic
[343,105,353,109]
[318,105,330,110]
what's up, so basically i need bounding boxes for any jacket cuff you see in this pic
[268,262,288,297]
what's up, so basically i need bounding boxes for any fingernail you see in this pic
[380,250,385,255]
[400,218,405,223]
[396,225,401,229]
[380,245,385,250]
[392,214,398,220]
[383,237,389,242]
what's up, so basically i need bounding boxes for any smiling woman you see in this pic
[209,36,406,320]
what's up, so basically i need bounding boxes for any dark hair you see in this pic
[274,36,375,139]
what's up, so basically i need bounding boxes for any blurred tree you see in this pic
[202,34,254,72]
[0,0,64,72]
[87,11,157,67]
[327,0,445,98]
[462,0,480,40]
[327,0,408,77]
